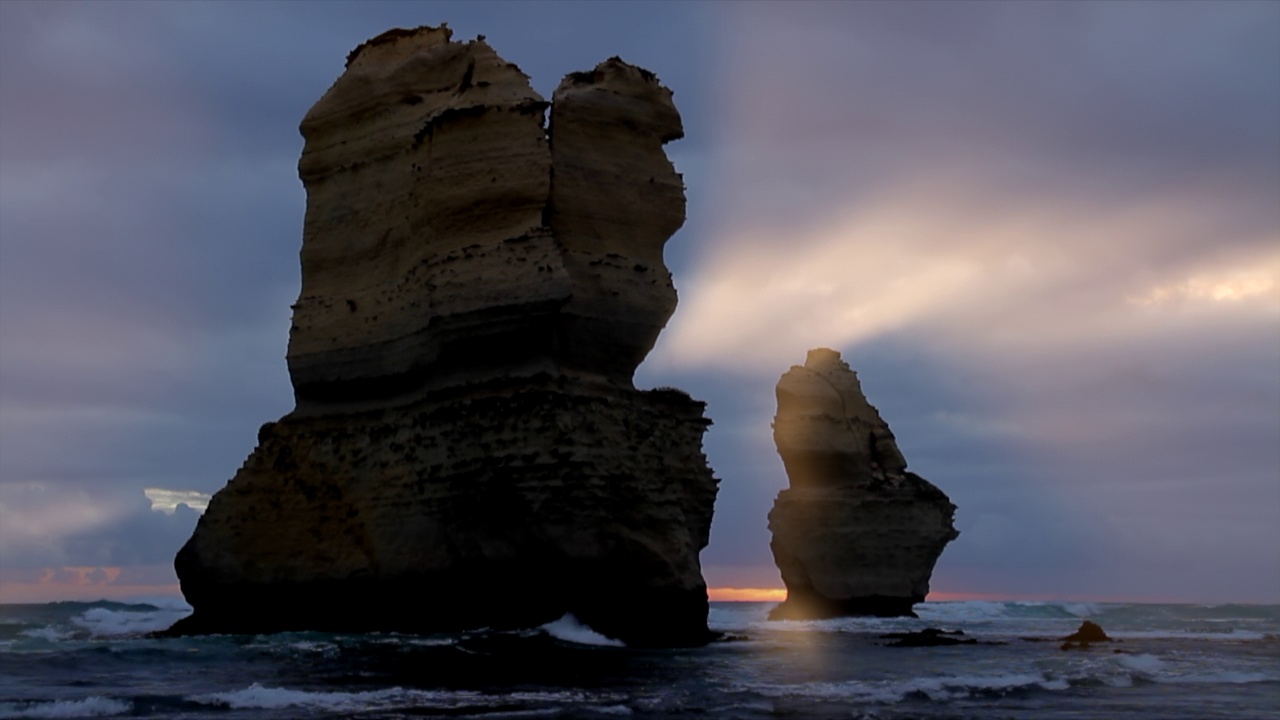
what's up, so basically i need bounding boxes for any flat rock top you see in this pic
[776,348,882,424]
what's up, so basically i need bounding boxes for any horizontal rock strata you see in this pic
[171,26,717,646]
[768,348,958,619]
[288,27,684,406]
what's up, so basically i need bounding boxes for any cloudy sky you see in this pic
[1,1,1276,604]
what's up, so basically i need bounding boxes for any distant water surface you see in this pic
[0,600,1276,719]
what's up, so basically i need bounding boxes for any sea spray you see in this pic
[540,615,625,647]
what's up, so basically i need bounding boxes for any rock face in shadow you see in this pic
[170,26,717,647]
[768,348,958,620]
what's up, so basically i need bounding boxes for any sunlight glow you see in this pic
[652,186,1280,375]
[0,564,183,604]
[708,587,787,602]
[1130,270,1277,306]
[143,488,211,514]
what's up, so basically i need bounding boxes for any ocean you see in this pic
[0,599,1275,719]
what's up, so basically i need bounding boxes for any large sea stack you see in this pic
[768,348,958,619]
[169,26,718,647]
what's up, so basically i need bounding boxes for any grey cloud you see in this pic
[712,1,1279,245]
[0,1,716,574]
[3,0,1275,602]
[0,481,199,568]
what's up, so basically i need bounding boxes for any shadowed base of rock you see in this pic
[170,379,719,647]
[161,576,714,647]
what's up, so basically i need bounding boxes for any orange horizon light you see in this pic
[707,587,788,602]
[705,588,1113,604]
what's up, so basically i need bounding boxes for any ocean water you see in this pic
[0,600,1276,719]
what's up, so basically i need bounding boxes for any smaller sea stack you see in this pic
[768,348,958,619]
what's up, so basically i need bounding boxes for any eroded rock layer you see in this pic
[287,28,686,406]
[172,26,716,646]
[768,348,958,619]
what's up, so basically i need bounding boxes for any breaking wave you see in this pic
[539,614,625,647]
[0,697,130,719]
[192,684,442,712]
[71,604,190,637]
[190,683,628,715]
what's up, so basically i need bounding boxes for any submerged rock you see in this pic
[768,348,958,620]
[169,26,717,647]
[879,628,1003,647]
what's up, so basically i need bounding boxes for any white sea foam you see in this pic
[750,672,1068,704]
[539,614,624,647]
[193,684,447,711]
[18,627,72,642]
[71,606,189,637]
[916,600,1102,624]
[191,684,616,713]
[287,639,339,656]
[589,704,633,715]
[1061,602,1100,617]
[915,601,1010,622]
[1114,653,1164,674]
[0,697,130,719]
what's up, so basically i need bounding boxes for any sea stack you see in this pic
[768,348,958,619]
[169,26,718,647]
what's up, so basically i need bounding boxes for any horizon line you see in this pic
[2,582,1277,607]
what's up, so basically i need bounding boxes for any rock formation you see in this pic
[768,348,958,619]
[1059,621,1114,650]
[169,26,718,647]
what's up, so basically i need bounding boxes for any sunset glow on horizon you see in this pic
[0,571,1244,608]
[707,587,787,603]
[0,565,182,605]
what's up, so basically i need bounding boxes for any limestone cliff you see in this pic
[170,26,717,647]
[768,348,958,619]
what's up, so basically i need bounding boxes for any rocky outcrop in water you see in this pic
[169,26,717,647]
[1059,621,1114,650]
[768,348,958,619]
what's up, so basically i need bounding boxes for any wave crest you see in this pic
[0,697,130,719]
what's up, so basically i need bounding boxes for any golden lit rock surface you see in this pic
[171,26,717,646]
[768,348,958,619]
[286,27,686,406]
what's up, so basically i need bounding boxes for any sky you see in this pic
[1,0,1277,605]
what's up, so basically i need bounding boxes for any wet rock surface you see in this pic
[768,348,958,620]
[171,26,717,647]
[1059,620,1116,650]
[880,628,1005,647]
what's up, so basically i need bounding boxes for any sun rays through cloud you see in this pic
[655,184,1279,375]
